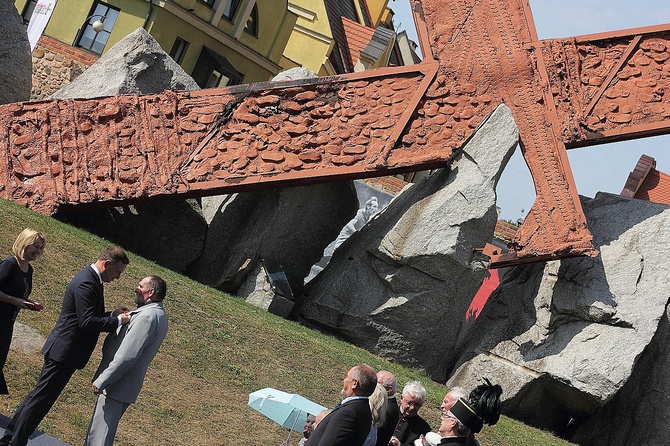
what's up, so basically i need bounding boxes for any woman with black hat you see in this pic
[435,379,502,445]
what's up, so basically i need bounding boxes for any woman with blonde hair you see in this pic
[0,228,46,394]
[363,383,388,446]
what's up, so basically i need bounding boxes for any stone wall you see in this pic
[30,36,98,100]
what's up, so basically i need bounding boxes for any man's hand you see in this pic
[112,306,129,316]
[92,384,101,395]
[389,436,400,446]
[119,312,131,325]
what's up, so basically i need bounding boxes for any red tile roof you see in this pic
[621,154,670,206]
[635,168,670,205]
[362,176,408,195]
[621,154,655,198]
[494,220,518,243]
[341,16,376,71]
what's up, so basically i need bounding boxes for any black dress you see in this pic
[0,256,33,394]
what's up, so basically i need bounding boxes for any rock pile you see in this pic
[295,104,518,382]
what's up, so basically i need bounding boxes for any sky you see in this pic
[389,0,670,222]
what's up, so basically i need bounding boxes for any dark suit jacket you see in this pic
[307,397,372,446]
[42,266,119,369]
[376,395,400,446]
[394,414,431,446]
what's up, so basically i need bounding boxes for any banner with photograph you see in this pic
[27,0,58,51]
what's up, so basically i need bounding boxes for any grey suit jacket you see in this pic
[92,302,168,404]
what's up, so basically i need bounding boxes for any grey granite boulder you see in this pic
[186,183,358,296]
[294,104,519,381]
[50,27,199,99]
[573,301,670,445]
[0,2,32,104]
[447,193,670,438]
[55,200,206,272]
[272,67,318,82]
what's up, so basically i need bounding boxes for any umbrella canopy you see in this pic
[248,387,327,431]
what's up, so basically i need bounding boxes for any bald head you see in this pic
[441,387,468,413]
[377,370,397,396]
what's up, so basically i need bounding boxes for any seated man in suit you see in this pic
[389,381,431,446]
[306,364,377,446]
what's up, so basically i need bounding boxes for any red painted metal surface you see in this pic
[541,24,670,147]
[0,0,667,266]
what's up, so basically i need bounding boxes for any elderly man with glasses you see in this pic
[389,381,431,446]
[435,411,468,446]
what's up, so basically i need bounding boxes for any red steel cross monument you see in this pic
[1,0,669,266]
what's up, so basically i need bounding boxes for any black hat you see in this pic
[450,397,483,432]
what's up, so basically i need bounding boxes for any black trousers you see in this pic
[0,357,76,446]
[0,312,18,395]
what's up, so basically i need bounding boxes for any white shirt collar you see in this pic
[341,395,369,404]
[90,263,103,284]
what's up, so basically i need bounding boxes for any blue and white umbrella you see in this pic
[248,387,327,442]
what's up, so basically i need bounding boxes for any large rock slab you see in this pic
[294,104,519,381]
[50,27,199,99]
[0,2,32,104]
[447,193,670,438]
[572,302,670,445]
[186,183,358,296]
[55,200,206,272]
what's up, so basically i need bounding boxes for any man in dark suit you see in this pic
[306,364,377,446]
[0,246,131,446]
[389,381,431,446]
[376,370,400,446]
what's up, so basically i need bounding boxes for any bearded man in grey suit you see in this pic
[84,275,169,446]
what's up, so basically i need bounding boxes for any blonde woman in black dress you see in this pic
[0,228,46,394]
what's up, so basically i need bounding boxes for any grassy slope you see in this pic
[0,198,574,446]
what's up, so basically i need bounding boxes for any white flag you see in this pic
[27,0,58,51]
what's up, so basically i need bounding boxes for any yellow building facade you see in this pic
[281,1,335,75]
[281,0,400,76]
[15,0,297,86]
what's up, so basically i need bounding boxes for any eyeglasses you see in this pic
[402,398,423,408]
[442,413,459,422]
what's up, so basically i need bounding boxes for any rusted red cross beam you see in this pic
[1,0,668,267]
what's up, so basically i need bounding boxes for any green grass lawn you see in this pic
[0,198,575,445]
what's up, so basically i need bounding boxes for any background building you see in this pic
[16,0,419,99]
[16,0,297,98]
